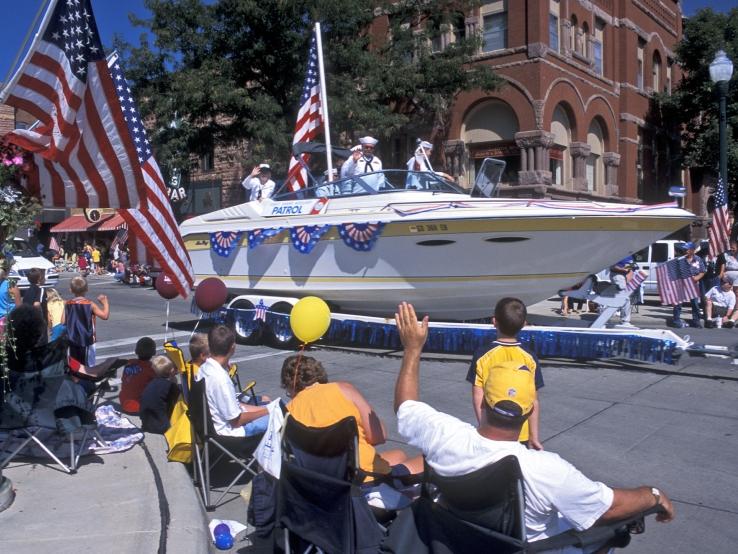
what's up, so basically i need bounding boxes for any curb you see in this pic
[144,433,210,553]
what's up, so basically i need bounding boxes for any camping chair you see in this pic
[0,337,98,474]
[277,415,388,554]
[188,378,261,511]
[381,455,664,554]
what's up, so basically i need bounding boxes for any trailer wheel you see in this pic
[267,301,298,349]
[229,300,263,345]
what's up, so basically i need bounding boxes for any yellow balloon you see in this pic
[290,296,331,344]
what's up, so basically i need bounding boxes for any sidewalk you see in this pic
[0,405,209,554]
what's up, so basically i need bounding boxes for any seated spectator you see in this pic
[139,355,180,434]
[195,325,268,437]
[281,353,423,481]
[704,278,736,328]
[6,304,46,363]
[113,260,126,283]
[188,333,209,372]
[394,302,674,545]
[119,337,158,414]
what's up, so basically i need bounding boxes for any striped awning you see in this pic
[50,213,127,233]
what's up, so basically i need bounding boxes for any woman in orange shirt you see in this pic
[281,355,422,479]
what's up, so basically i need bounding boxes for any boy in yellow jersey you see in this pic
[466,297,544,450]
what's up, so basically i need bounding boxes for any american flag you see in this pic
[656,257,700,305]
[110,226,128,251]
[0,0,193,297]
[708,177,731,258]
[626,270,647,293]
[284,33,322,192]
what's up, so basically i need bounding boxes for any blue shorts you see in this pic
[242,414,269,437]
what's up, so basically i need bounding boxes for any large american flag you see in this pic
[1,0,193,296]
[284,33,322,192]
[656,257,700,305]
[708,177,731,258]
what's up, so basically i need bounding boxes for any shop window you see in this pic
[200,150,214,172]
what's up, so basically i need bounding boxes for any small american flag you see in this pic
[254,300,268,322]
[708,177,731,258]
[284,32,322,192]
[656,257,700,305]
[626,270,647,293]
[111,227,128,251]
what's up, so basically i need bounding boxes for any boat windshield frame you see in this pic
[272,170,466,201]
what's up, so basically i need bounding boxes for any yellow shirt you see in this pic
[474,344,538,442]
[287,382,390,477]
[92,249,101,263]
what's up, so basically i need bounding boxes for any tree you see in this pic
[658,8,738,189]
[116,0,501,176]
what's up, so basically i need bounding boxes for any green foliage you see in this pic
[0,142,41,253]
[116,0,501,175]
[657,8,738,182]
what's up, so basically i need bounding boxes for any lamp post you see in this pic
[710,50,733,186]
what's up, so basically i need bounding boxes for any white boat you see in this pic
[179,157,693,320]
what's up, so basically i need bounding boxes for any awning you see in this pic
[50,213,127,233]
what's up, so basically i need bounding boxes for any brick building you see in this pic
[414,0,691,215]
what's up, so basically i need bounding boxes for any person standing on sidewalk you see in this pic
[670,242,705,328]
[610,256,635,328]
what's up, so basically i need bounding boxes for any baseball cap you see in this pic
[483,361,536,418]
[677,241,696,251]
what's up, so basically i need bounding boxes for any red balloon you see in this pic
[155,274,179,300]
[195,277,228,313]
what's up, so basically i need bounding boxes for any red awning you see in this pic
[50,213,127,233]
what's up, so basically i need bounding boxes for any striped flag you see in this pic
[656,257,700,305]
[708,177,731,258]
[110,226,128,251]
[626,270,647,293]
[0,0,193,297]
[284,32,322,192]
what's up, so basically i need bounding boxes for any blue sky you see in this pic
[0,0,733,84]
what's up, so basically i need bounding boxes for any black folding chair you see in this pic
[381,455,663,554]
[277,415,388,554]
[187,378,261,510]
[0,337,98,474]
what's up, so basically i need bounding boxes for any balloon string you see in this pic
[291,343,306,395]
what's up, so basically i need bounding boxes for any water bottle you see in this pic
[213,523,233,550]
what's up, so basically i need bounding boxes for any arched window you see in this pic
[652,51,662,92]
[551,105,573,188]
[462,99,520,185]
[581,22,589,58]
[570,15,578,54]
[586,119,605,192]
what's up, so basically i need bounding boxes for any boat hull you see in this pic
[184,212,691,319]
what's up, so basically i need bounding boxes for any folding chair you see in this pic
[0,337,99,474]
[188,378,261,511]
[277,415,387,554]
[381,455,663,553]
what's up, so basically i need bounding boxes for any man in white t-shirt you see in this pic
[195,325,269,437]
[704,278,737,328]
[393,302,675,546]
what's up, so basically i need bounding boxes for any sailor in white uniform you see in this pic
[340,136,384,191]
[405,140,454,188]
[242,163,276,202]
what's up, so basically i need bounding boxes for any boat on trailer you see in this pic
[180,154,693,320]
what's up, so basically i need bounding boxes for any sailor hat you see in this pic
[258,163,271,171]
[359,136,378,146]
[419,140,433,150]
[350,145,362,152]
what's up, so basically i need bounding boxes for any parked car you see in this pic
[5,238,59,288]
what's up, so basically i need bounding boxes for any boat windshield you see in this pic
[272,170,466,201]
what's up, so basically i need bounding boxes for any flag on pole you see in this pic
[708,177,731,258]
[656,257,700,305]
[0,0,193,297]
[110,227,128,251]
[284,33,322,192]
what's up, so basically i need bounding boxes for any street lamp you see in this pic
[710,50,733,186]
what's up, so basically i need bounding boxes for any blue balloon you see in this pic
[214,531,233,550]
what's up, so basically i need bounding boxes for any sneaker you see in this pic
[689,320,704,328]
[668,319,687,328]
[724,320,735,328]
[704,320,716,329]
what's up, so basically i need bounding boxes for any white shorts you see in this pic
[724,271,738,286]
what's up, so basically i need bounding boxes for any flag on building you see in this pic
[656,257,700,305]
[0,0,193,296]
[708,177,731,258]
[284,32,322,192]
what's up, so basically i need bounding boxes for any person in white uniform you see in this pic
[393,301,675,548]
[405,140,455,188]
[241,163,276,202]
[340,136,384,192]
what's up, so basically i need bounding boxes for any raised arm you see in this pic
[92,294,110,320]
[394,302,429,413]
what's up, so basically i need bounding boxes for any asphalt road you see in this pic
[54,274,738,553]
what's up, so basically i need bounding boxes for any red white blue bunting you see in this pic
[210,231,243,257]
[290,225,330,254]
[248,227,283,249]
[338,222,385,251]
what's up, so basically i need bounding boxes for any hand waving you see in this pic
[395,302,429,353]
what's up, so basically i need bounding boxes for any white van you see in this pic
[632,240,684,295]
[6,238,59,288]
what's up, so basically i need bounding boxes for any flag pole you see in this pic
[0,0,58,103]
[314,22,333,181]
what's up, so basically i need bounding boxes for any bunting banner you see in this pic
[290,225,329,254]
[210,231,243,257]
[247,227,283,249]
[338,222,385,251]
